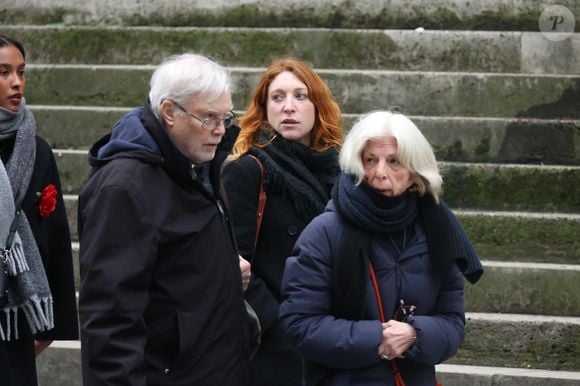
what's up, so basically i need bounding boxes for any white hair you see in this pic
[339,110,443,202]
[148,53,232,119]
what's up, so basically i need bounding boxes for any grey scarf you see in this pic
[0,100,53,341]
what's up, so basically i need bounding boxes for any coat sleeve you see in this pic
[403,264,465,365]
[279,215,384,370]
[222,156,280,331]
[27,136,79,341]
[78,184,158,385]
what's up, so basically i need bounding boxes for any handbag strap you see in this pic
[248,155,267,249]
[369,262,406,386]
[369,263,442,386]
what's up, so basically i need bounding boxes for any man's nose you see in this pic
[212,120,227,135]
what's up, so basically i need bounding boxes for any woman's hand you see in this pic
[239,256,251,291]
[378,320,416,359]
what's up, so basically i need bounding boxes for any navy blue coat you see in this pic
[279,201,465,386]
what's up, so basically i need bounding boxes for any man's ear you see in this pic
[160,99,176,129]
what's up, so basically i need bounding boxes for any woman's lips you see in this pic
[9,94,22,103]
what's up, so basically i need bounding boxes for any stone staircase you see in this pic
[1,0,579,385]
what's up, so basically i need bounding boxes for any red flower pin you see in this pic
[38,184,58,217]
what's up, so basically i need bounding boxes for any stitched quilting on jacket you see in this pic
[279,200,465,386]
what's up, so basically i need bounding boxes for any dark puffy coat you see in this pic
[0,135,79,386]
[78,105,250,385]
[279,201,465,386]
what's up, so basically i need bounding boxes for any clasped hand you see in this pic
[378,319,416,359]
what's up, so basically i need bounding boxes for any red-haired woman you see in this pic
[223,57,343,386]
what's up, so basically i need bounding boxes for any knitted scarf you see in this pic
[334,173,418,233]
[250,133,340,223]
[0,100,54,341]
[333,172,483,285]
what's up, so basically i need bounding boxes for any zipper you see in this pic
[216,199,227,224]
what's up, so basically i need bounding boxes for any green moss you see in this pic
[464,268,580,315]
[458,214,580,263]
[0,8,70,25]
[2,2,578,31]
[441,164,580,212]
[454,321,580,370]
[436,141,467,161]
[21,4,560,30]
[131,5,576,31]
[474,137,491,156]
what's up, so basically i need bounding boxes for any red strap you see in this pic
[369,263,441,386]
[369,263,386,322]
[369,263,406,385]
[248,155,267,249]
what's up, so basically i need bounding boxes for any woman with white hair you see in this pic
[279,111,483,386]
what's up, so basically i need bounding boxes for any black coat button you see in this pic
[287,225,298,236]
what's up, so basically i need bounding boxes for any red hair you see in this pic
[231,58,343,158]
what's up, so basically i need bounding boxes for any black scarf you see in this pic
[331,173,483,321]
[334,173,418,233]
[250,134,340,223]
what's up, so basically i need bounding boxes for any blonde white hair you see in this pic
[149,53,232,119]
[339,111,442,202]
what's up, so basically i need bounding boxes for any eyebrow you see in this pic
[269,87,308,94]
[0,63,25,67]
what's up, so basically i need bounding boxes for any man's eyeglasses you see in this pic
[169,100,237,131]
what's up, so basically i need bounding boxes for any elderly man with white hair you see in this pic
[78,53,251,386]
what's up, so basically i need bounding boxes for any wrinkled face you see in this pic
[362,138,413,197]
[164,92,232,164]
[0,45,26,112]
[266,71,316,146]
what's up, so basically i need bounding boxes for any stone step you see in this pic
[24,65,580,119]
[2,26,579,74]
[55,151,580,212]
[69,238,580,316]
[4,0,579,31]
[436,364,580,386]
[35,313,580,386]
[31,105,580,165]
[465,261,580,316]
[439,162,580,212]
[37,346,580,386]
[455,313,580,371]
[65,203,580,267]
[65,202,580,263]
[458,211,579,265]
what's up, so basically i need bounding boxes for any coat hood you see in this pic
[88,107,163,168]
[95,107,161,160]
[88,101,241,191]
